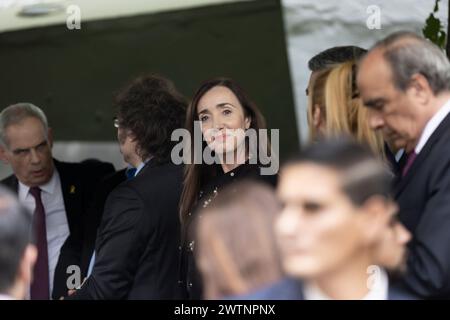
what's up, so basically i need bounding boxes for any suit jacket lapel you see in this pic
[2,160,80,233]
[135,159,161,177]
[394,112,450,198]
[54,160,81,234]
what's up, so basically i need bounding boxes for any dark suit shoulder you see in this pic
[0,174,18,193]
[388,283,419,300]
[54,159,115,193]
[55,159,114,176]
[80,158,115,172]
[103,163,183,218]
[102,168,127,185]
[1,159,114,188]
[126,162,183,193]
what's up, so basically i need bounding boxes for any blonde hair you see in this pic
[308,61,385,157]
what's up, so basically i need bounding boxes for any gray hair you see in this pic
[372,31,450,94]
[0,185,33,293]
[0,103,49,147]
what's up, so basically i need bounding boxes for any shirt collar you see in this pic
[134,157,152,177]
[18,168,59,199]
[415,99,450,154]
[303,268,389,300]
[0,293,15,300]
[134,162,146,176]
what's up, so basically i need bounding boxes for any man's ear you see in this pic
[312,105,322,129]
[357,195,391,246]
[47,127,54,148]
[408,73,432,106]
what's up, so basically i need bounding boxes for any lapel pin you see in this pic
[69,185,76,194]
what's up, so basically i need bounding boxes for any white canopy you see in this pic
[0,0,253,33]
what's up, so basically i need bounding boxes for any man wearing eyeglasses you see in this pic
[67,74,187,300]
[80,117,140,281]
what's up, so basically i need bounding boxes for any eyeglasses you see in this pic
[113,117,120,128]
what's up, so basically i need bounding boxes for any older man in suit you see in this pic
[357,31,450,298]
[0,103,114,299]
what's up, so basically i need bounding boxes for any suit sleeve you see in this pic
[52,233,84,299]
[401,158,450,298]
[68,184,148,300]
[79,169,125,276]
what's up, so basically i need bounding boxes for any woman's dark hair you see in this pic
[179,77,268,226]
[115,74,187,164]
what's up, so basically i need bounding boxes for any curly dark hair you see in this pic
[115,74,187,164]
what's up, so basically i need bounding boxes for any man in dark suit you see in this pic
[68,74,187,299]
[0,103,114,300]
[358,31,450,298]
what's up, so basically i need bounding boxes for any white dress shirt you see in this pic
[303,268,389,300]
[18,169,70,297]
[415,99,450,154]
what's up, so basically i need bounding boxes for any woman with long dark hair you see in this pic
[178,77,277,299]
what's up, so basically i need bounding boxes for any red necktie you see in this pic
[402,151,417,177]
[29,187,50,300]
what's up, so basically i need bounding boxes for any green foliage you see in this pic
[422,0,447,49]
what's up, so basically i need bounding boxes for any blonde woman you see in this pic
[307,61,385,158]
